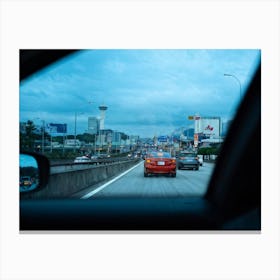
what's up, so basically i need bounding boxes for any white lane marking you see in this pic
[81,161,143,199]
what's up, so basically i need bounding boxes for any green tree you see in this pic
[77,133,95,143]
[20,120,37,151]
[121,133,128,141]
[197,146,220,157]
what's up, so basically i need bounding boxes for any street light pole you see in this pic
[34,118,45,153]
[224,73,242,101]
[74,112,84,152]
[74,112,77,151]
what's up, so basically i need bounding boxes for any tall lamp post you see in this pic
[74,112,84,152]
[35,118,45,154]
[224,73,242,102]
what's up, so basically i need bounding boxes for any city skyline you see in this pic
[20,116,231,142]
[20,49,260,138]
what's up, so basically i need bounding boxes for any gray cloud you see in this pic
[20,49,260,137]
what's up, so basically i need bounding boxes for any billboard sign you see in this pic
[188,115,201,120]
[47,123,67,133]
[158,135,168,142]
[200,118,220,137]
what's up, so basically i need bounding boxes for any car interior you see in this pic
[19,50,261,231]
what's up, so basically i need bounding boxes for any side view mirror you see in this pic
[19,152,50,193]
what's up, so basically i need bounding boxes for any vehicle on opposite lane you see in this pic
[74,156,91,163]
[144,151,177,177]
[97,153,111,159]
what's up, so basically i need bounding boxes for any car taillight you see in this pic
[146,159,151,163]
[171,159,176,163]
[179,157,185,160]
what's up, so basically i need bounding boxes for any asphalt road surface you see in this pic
[80,161,215,199]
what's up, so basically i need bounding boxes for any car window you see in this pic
[180,153,196,157]
[149,152,172,158]
[20,49,260,199]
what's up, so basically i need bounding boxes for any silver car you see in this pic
[177,152,200,170]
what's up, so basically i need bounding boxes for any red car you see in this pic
[144,151,177,177]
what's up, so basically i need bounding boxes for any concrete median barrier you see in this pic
[21,159,141,199]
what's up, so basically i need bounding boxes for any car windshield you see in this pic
[20,49,260,199]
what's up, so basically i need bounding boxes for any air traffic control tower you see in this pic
[98,105,108,129]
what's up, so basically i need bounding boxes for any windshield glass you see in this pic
[20,49,260,199]
[180,153,196,157]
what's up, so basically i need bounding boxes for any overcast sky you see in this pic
[20,49,260,138]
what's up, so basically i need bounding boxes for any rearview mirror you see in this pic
[20,154,39,192]
[19,152,50,193]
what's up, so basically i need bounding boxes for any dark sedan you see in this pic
[177,152,200,170]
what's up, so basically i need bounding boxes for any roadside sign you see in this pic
[47,123,67,133]
[194,133,199,147]
[158,136,168,142]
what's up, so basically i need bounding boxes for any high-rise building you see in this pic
[112,131,122,144]
[98,105,108,130]
[88,117,99,134]
[129,135,140,145]
[96,129,113,147]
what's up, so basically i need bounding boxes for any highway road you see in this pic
[79,161,215,199]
